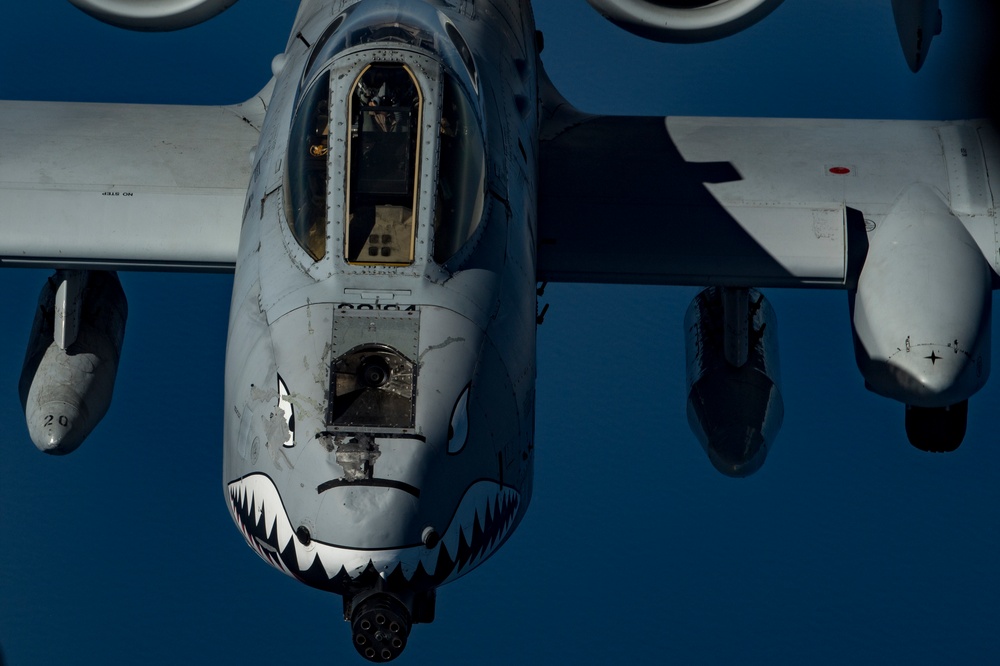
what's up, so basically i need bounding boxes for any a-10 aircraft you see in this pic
[1,0,995,661]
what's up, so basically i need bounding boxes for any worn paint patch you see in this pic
[250,384,278,403]
[329,433,380,481]
[812,208,841,240]
[262,409,292,460]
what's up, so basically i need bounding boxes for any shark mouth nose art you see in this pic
[227,474,520,591]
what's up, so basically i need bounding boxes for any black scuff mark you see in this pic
[317,478,421,498]
[315,432,427,442]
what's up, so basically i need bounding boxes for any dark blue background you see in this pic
[1,2,998,664]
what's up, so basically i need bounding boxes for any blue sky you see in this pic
[1,1,998,664]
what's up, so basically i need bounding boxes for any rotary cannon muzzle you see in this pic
[351,593,411,662]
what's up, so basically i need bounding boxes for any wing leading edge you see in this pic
[0,84,272,272]
[537,74,999,288]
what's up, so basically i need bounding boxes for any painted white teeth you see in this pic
[275,510,293,549]
[251,485,263,525]
[316,548,342,579]
[293,539,316,573]
[442,516,463,562]
[227,475,519,585]
[263,500,278,540]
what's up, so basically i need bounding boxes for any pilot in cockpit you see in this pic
[356,68,418,134]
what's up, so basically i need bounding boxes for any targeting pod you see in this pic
[685,287,783,477]
[891,0,942,72]
[19,271,127,455]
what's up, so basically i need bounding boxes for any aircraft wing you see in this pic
[537,86,999,288]
[0,87,270,272]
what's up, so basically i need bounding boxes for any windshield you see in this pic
[285,71,331,261]
[434,74,485,264]
[345,64,422,265]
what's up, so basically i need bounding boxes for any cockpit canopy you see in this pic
[298,1,478,93]
[283,6,486,271]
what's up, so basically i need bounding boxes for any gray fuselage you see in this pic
[222,0,538,599]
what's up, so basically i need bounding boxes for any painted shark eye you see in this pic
[447,385,470,454]
[277,374,295,448]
